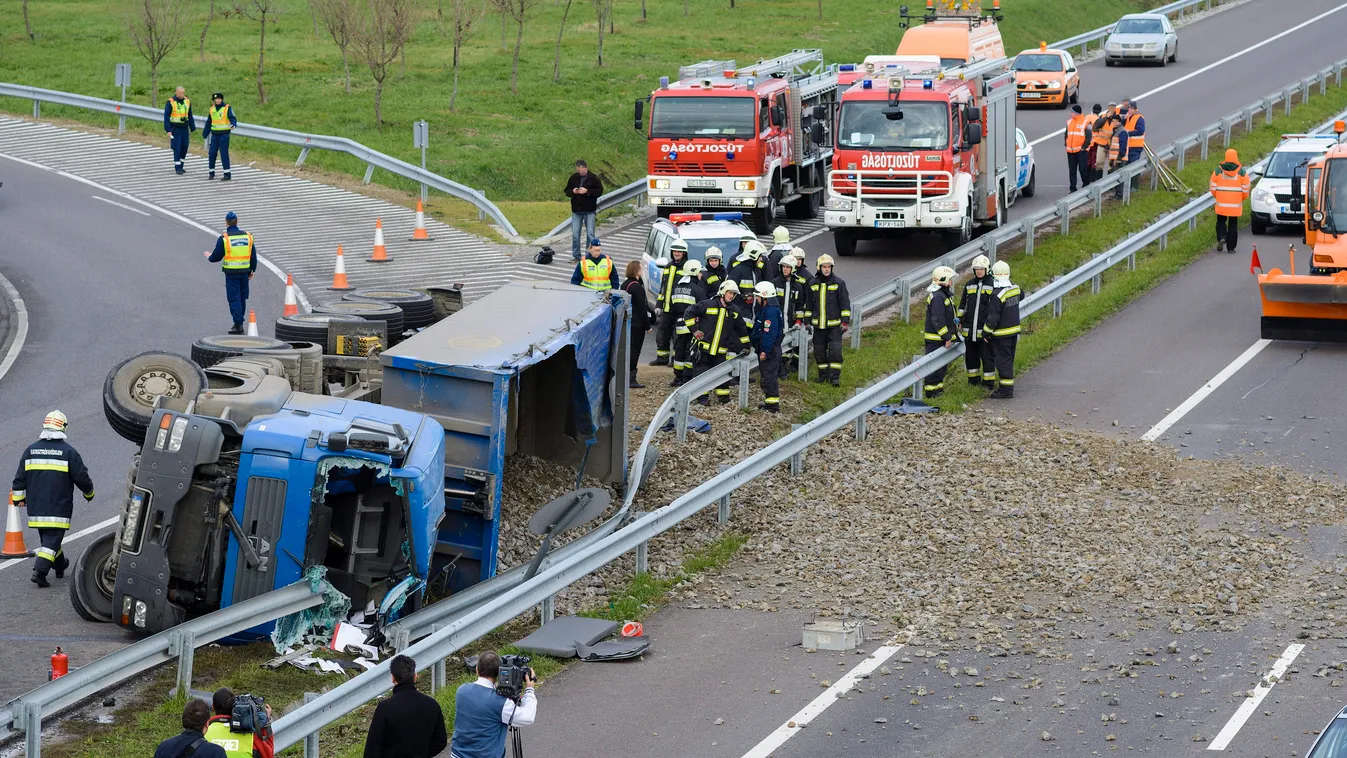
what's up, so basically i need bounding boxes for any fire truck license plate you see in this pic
[686,179,717,187]
[875,220,905,228]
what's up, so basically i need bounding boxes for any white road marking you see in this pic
[1207,643,1305,750]
[1029,2,1347,147]
[0,270,29,385]
[1141,339,1270,441]
[0,516,119,573]
[740,639,907,758]
[0,151,311,311]
[91,195,151,216]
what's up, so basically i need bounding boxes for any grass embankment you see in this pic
[1,0,1184,237]
[798,80,1347,416]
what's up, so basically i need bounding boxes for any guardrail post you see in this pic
[25,701,41,758]
[911,354,924,400]
[1284,89,1294,117]
[1091,185,1102,218]
[303,693,320,758]
[850,308,863,350]
[540,595,555,625]
[1056,199,1070,236]
[736,360,750,410]
[796,329,810,382]
[1091,270,1101,295]
[1222,118,1233,146]
[1189,215,1197,233]
[1158,232,1168,252]
[363,163,375,184]
[32,100,40,119]
[900,285,912,322]
[717,464,731,523]
[1321,71,1329,96]
[635,541,648,574]
[674,393,691,442]
[1024,218,1035,255]
[1175,143,1185,172]
[169,628,197,697]
[853,388,867,442]
[789,423,805,474]
[1199,129,1210,161]
[985,236,998,264]
[1264,97,1275,126]
[1150,164,1160,191]
[296,147,310,167]
[1052,277,1064,318]
[1121,175,1132,205]
[1127,250,1137,271]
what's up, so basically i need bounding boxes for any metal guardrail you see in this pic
[0,83,521,239]
[0,579,332,756]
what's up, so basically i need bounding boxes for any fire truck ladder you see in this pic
[741,49,825,81]
[678,59,737,79]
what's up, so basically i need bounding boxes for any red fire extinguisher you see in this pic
[49,647,68,681]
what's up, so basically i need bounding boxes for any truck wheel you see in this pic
[191,335,291,369]
[1023,167,1037,198]
[345,289,436,330]
[313,300,406,346]
[751,193,778,235]
[70,533,118,623]
[943,210,973,249]
[833,230,857,257]
[274,313,365,347]
[785,192,817,221]
[103,351,207,444]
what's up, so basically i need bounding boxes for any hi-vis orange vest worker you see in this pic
[1092,109,1115,147]
[1065,113,1089,153]
[1124,110,1145,150]
[1209,149,1251,217]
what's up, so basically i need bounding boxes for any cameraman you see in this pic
[206,688,274,758]
[450,651,538,758]
[154,700,227,758]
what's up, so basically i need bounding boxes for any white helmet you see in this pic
[681,260,704,277]
[43,410,68,432]
[754,281,777,299]
[816,254,835,268]
[670,239,689,254]
[739,230,757,243]
[778,255,797,270]
[705,246,723,262]
[772,226,790,244]
[719,280,740,296]
[971,254,991,270]
[743,241,767,259]
[933,266,957,285]
[991,260,1011,277]
[789,246,807,262]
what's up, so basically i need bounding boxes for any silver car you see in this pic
[1104,13,1178,67]
[1305,705,1347,756]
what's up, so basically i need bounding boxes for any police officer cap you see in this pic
[225,211,238,222]
[589,237,601,247]
[212,92,225,99]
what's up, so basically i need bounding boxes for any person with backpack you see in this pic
[154,700,227,758]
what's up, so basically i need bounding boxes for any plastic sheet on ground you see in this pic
[660,415,711,434]
[270,566,353,653]
[870,398,940,415]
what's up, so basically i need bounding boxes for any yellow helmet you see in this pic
[43,410,68,432]
[933,266,957,285]
[772,226,790,244]
[992,260,1011,277]
[816,254,835,267]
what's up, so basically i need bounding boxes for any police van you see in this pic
[641,212,757,304]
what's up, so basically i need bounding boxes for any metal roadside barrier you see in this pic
[0,83,520,239]
[0,579,332,757]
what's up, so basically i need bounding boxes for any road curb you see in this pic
[0,267,28,384]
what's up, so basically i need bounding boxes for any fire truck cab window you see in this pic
[650,96,755,138]
[774,94,788,128]
[759,98,770,132]
[838,101,949,151]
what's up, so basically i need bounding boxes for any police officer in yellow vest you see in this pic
[163,86,196,175]
[570,237,619,291]
[203,93,237,181]
[204,211,258,334]
[204,688,275,758]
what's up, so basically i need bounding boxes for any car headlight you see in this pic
[1252,188,1272,205]
[167,416,189,453]
[1144,42,1160,49]
[1048,80,1061,89]
[929,200,961,212]
[734,180,755,191]
[1106,41,1121,51]
[649,197,661,205]
[827,197,854,211]
[649,179,670,190]
[741,198,756,206]
[134,600,148,628]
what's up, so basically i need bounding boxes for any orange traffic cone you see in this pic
[1,494,32,559]
[409,200,433,241]
[282,275,299,316]
[329,245,355,291]
[246,310,259,336]
[368,218,393,263]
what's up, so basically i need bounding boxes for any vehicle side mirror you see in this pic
[1066,67,1077,73]
[810,122,825,145]
[634,98,644,131]
[812,105,826,120]
[771,105,785,127]
[964,122,982,147]
[963,104,980,123]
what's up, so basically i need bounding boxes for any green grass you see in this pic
[0,0,1183,221]
[797,80,1347,415]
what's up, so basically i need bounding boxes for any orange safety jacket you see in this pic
[1209,163,1251,217]
[1092,115,1115,147]
[1124,112,1145,149]
[1065,114,1088,153]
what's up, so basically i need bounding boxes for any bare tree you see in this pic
[126,0,192,106]
[199,0,215,60]
[234,0,280,104]
[350,0,417,126]
[314,0,357,93]
[438,0,486,109]
[307,0,320,34]
[22,0,35,40]
[590,0,612,65]
[489,0,540,93]
[551,0,572,82]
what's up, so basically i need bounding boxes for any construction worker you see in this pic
[1065,104,1093,193]
[768,226,792,276]
[983,260,1021,399]
[203,92,237,181]
[1091,102,1118,182]
[750,282,783,413]
[807,254,850,387]
[163,86,196,175]
[685,281,751,405]
[650,240,690,366]
[570,238,618,291]
[11,411,94,588]
[204,211,258,334]
[958,255,995,389]
[702,247,728,291]
[669,259,706,386]
[921,266,959,398]
[1122,99,1146,166]
[1210,148,1251,254]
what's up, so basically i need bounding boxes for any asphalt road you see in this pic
[0,156,284,700]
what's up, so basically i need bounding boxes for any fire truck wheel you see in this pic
[833,230,856,257]
[752,194,778,234]
[944,209,973,249]
[70,532,117,623]
[786,191,819,221]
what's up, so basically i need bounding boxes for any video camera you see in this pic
[229,694,270,735]
[494,654,534,702]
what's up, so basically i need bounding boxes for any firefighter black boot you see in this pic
[31,572,49,588]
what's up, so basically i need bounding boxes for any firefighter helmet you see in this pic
[739,230,757,242]
[743,241,767,259]
[719,280,740,296]
[754,281,777,299]
[670,239,689,253]
[772,226,790,244]
[933,266,957,285]
[971,254,991,270]
[992,260,1011,277]
[705,246,723,262]
[778,255,797,270]
[681,260,704,277]
[42,410,68,432]
[816,254,835,268]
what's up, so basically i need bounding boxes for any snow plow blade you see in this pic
[1257,269,1347,342]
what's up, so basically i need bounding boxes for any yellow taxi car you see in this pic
[1011,43,1080,108]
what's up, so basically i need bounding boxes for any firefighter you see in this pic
[807,254,850,387]
[669,259,706,386]
[11,411,94,588]
[751,282,783,413]
[163,86,195,175]
[203,92,237,181]
[735,229,758,262]
[685,281,751,405]
[772,253,809,375]
[729,241,768,326]
[768,226,793,276]
[1065,104,1093,193]
[921,266,959,398]
[204,211,258,334]
[983,260,1021,399]
[702,247,728,291]
[570,238,618,291]
[1209,148,1251,254]
[650,239,691,366]
[958,254,995,389]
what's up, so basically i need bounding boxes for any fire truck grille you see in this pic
[652,163,732,175]
[659,197,744,208]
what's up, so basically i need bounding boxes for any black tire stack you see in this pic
[343,289,436,331]
[274,313,367,345]
[103,351,209,444]
[312,300,405,345]
[189,335,292,369]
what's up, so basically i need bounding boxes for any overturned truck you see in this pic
[75,282,630,635]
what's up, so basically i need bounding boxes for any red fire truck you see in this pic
[635,50,840,234]
[824,55,1016,255]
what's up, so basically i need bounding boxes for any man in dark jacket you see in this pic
[983,260,1022,399]
[669,260,707,386]
[163,86,196,175]
[750,282,783,412]
[203,92,238,181]
[922,266,959,398]
[807,254,850,387]
[366,655,449,758]
[685,281,751,405]
[204,211,259,334]
[564,159,604,261]
[621,260,656,389]
[153,700,227,758]
[650,240,690,367]
[12,410,93,588]
[701,247,728,291]
[958,255,995,389]
[771,252,808,374]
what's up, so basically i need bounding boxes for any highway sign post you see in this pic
[413,120,429,203]
[114,63,131,135]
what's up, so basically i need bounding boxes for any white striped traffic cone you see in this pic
[246,310,259,336]
[368,218,393,263]
[1,494,32,559]
[409,200,433,241]
[329,245,355,291]
[282,275,299,316]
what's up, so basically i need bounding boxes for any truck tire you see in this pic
[313,300,406,345]
[191,335,291,369]
[274,313,365,346]
[285,341,324,394]
[70,532,118,623]
[345,289,435,330]
[943,208,973,250]
[833,230,857,257]
[785,192,818,220]
[751,193,778,235]
[103,351,207,444]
